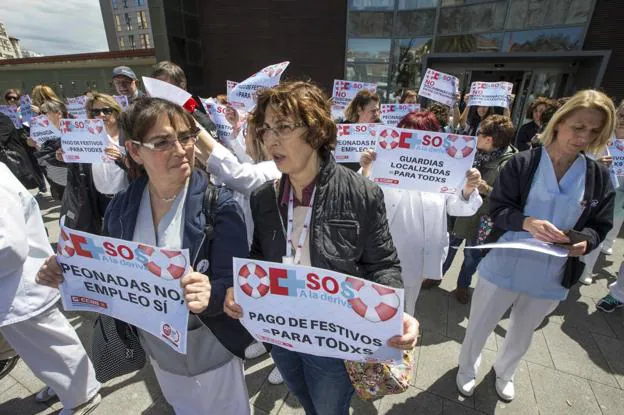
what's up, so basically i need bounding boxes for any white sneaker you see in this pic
[456,371,476,396]
[579,275,593,285]
[495,377,515,401]
[244,342,268,359]
[267,366,284,385]
[602,246,614,255]
[59,393,101,415]
[35,386,57,403]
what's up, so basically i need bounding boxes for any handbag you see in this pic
[91,315,146,383]
[344,349,415,400]
[476,214,494,245]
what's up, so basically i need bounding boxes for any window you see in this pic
[435,32,502,52]
[118,36,125,49]
[128,34,136,49]
[122,0,128,8]
[125,13,133,31]
[390,37,432,93]
[395,9,436,36]
[506,0,592,30]
[349,0,394,11]
[441,0,496,5]
[139,33,151,48]
[502,27,584,52]
[111,0,118,10]
[438,1,507,34]
[398,0,439,8]
[347,38,392,62]
[114,15,122,32]
[137,11,148,29]
[348,12,394,37]
[346,63,390,96]
[137,0,145,5]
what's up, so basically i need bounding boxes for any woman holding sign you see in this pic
[38,97,254,414]
[342,90,381,171]
[456,90,615,402]
[223,81,419,415]
[359,111,483,315]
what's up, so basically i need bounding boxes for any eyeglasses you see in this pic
[5,96,18,102]
[90,107,114,117]
[130,129,200,152]
[256,122,305,143]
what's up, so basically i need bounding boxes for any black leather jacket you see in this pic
[249,152,402,288]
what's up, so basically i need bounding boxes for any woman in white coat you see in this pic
[360,111,483,315]
[0,162,101,414]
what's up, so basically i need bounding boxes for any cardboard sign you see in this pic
[609,138,624,176]
[56,226,190,354]
[113,95,129,109]
[467,82,513,108]
[143,76,192,107]
[19,95,37,124]
[332,80,377,107]
[335,123,377,163]
[0,105,22,128]
[380,104,421,127]
[30,115,61,146]
[418,69,459,107]
[59,118,108,164]
[228,62,290,112]
[234,258,403,363]
[66,96,88,118]
[370,126,477,194]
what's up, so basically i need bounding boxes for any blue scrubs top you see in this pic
[478,150,586,300]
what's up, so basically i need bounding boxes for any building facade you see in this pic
[100,0,154,52]
[0,22,23,59]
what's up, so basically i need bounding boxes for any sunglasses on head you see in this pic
[90,107,114,117]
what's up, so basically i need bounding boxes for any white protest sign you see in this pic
[332,80,377,107]
[59,118,108,164]
[228,62,290,112]
[113,95,129,109]
[418,69,459,107]
[0,105,22,128]
[380,104,421,127]
[331,104,347,121]
[464,238,569,257]
[203,98,234,141]
[609,139,624,176]
[370,126,477,194]
[226,80,238,98]
[143,76,192,107]
[30,115,61,146]
[467,82,512,108]
[56,226,190,353]
[335,123,377,163]
[234,258,403,363]
[19,95,37,124]
[66,96,88,118]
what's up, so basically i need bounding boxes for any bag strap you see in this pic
[202,183,218,242]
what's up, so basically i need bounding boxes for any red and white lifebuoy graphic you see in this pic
[137,245,187,280]
[446,134,475,159]
[57,229,76,257]
[378,128,400,150]
[346,277,400,323]
[238,262,270,298]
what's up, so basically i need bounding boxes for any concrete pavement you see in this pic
[1,193,624,414]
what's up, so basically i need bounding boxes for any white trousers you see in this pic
[151,357,250,415]
[0,305,100,409]
[603,214,624,250]
[458,278,559,381]
[609,263,624,303]
[404,283,423,317]
[581,214,624,278]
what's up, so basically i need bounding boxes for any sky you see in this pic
[0,0,109,55]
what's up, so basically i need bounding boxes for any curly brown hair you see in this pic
[428,102,450,128]
[479,115,515,149]
[247,81,337,156]
[526,96,553,119]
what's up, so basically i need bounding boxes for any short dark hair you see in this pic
[398,111,441,132]
[151,61,187,90]
[479,115,515,149]
[122,97,195,179]
[248,81,337,156]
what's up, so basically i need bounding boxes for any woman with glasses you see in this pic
[456,90,615,402]
[223,81,419,414]
[37,97,254,414]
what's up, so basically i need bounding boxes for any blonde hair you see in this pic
[344,90,379,123]
[31,85,60,107]
[540,89,615,155]
[85,92,123,118]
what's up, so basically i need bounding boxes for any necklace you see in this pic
[150,183,184,203]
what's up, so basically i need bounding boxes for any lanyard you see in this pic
[286,186,316,264]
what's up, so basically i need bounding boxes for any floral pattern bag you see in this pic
[344,349,415,400]
[476,214,494,245]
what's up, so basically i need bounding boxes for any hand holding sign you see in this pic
[181,271,212,314]
[36,255,64,288]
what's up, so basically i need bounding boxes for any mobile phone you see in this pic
[565,230,592,245]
